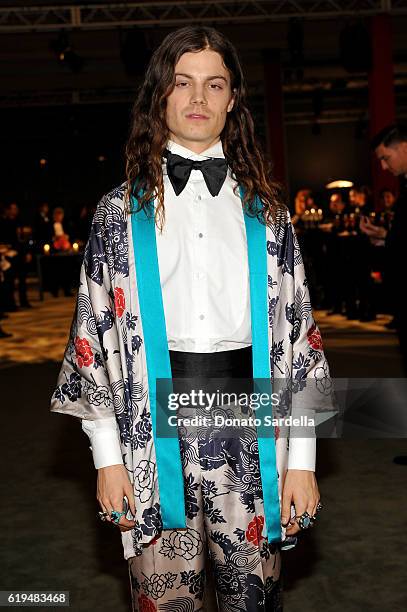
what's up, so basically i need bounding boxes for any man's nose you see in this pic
[190,86,207,104]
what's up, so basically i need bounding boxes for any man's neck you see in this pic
[168,135,221,155]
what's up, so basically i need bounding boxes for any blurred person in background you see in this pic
[378,188,396,234]
[33,201,53,250]
[47,207,74,297]
[352,185,373,214]
[0,243,12,338]
[291,188,326,307]
[76,203,97,244]
[328,191,346,216]
[362,123,407,466]
[52,207,72,252]
[321,192,347,315]
[369,188,397,325]
[361,124,407,373]
[0,202,32,310]
[380,187,396,211]
[291,188,312,225]
[342,185,376,321]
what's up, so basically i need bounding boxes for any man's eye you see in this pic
[210,84,222,90]
[176,82,188,87]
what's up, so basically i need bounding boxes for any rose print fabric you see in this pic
[50,182,334,559]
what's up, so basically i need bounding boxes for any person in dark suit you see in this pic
[361,124,407,360]
[33,202,53,249]
[0,202,32,309]
[0,243,12,338]
[360,123,407,465]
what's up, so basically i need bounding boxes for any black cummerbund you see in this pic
[168,346,253,406]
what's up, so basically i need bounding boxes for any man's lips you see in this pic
[186,113,209,119]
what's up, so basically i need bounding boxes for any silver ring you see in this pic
[295,511,312,530]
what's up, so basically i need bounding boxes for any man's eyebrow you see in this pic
[175,72,228,83]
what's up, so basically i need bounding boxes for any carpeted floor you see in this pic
[1,290,406,611]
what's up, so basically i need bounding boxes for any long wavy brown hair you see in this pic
[124,25,286,231]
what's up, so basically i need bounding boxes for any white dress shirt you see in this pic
[157,138,252,353]
[82,138,315,471]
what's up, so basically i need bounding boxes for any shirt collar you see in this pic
[165,138,225,160]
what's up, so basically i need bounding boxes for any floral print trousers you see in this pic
[128,466,283,612]
[128,348,284,612]
[128,431,283,612]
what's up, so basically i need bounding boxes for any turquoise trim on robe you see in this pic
[240,186,281,543]
[131,198,187,530]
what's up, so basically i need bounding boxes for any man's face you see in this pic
[375,142,407,176]
[6,203,18,219]
[349,189,358,205]
[382,190,395,209]
[330,194,344,213]
[165,48,235,153]
[356,191,366,206]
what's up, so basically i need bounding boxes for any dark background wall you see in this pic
[0,105,373,219]
[1,7,407,221]
[286,122,371,201]
[0,105,130,219]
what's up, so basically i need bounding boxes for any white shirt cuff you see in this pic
[81,417,123,469]
[287,437,316,471]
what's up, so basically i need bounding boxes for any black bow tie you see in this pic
[163,148,228,197]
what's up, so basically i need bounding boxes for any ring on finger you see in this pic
[294,511,312,530]
[110,509,126,524]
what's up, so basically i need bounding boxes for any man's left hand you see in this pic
[281,469,320,535]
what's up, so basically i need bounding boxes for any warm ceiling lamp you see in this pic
[325,180,354,189]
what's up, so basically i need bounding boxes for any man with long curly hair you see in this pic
[51,25,332,611]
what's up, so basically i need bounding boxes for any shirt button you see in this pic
[197,195,202,201]
[199,314,205,320]
[198,232,203,238]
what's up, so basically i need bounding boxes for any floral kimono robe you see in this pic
[50,182,333,561]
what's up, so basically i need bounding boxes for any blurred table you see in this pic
[36,251,82,300]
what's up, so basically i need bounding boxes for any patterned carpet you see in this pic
[0,291,75,367]
[0,284,401,375]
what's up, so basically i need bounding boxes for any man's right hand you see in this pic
[97,464,136,532]
[359,216,387,240]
